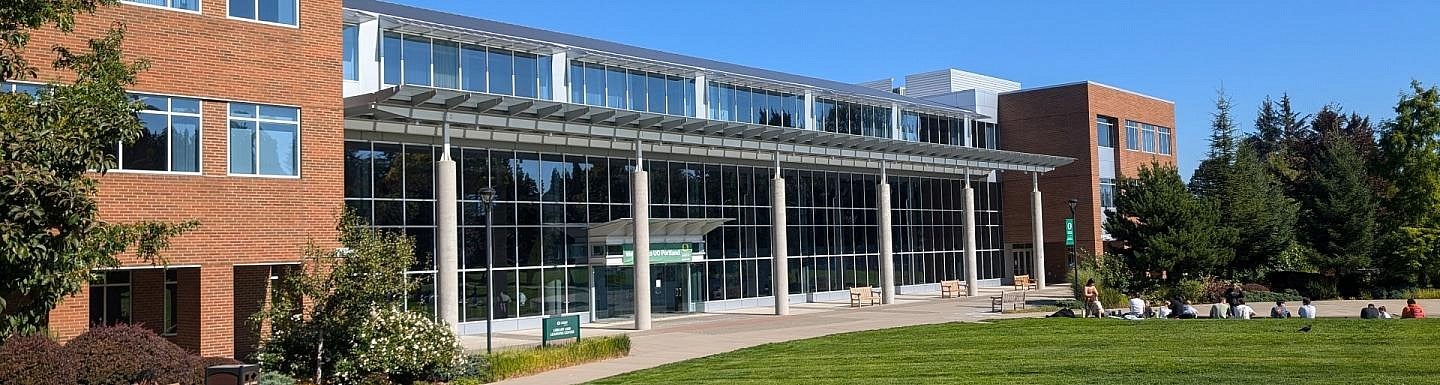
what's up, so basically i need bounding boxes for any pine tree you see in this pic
[1253,96,1283,158]
[1225,144,1299,279]
[1298,125,1376,276]
[1189,89,1237,199]
[1376,81,1440,229]
[1108,163,1237,282]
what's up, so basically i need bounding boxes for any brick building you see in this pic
[997,82,1177,284]
[20,0,1175,358]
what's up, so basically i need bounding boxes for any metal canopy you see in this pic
[587,218,730,244]
[343,85,1074,173]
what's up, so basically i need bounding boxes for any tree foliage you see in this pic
[0,0,196,337]
[1376,81,1440,229]
[1107,163,1236,283]
[1190,89,1236,199]
[1225,144,1299,279]
[1296,124,1376,275]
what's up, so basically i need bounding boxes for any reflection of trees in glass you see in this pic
[170,120,199,171]
[122,115,167,170]
[512,157,540,200]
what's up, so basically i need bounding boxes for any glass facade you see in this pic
[708,82,803,128]
[382,32,552,100]
[900,110,966,145]
[116,94,201,173]
[818,98,890,138]
[345,139,1006,323]
[972,121,998,149]
[569,61,695,117]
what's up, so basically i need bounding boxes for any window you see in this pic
[229,103,300,177]
[117,94,201,173]
[1142,123,1157,153]
[163,270,178,335]
[126,0,198,11]
[1097,116,1117,147]
[1100,178,1116,209]
[1158,126,1173,155]
[89,271,131,327]
[342,24,359,81]
[228,0,297,26]
[1125,121,1141,151]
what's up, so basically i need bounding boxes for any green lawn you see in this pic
[588,318,1440,385]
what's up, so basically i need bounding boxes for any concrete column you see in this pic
[436,146,460,333]
[771,160,789,315]
[963,174,978,296]
[550,51,569,102]
[878,170,895,304]
[694,73,708,119]
[1031,172,1047,289]
[632,147,652,331]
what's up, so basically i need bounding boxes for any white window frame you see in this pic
[1142,123,1157,153]
[227,102,302,178]
[1124,120,1141,151]
[225,0,300,28]
[121,0,201,14]
[112,93,204,176]
[1158,126,1173,155]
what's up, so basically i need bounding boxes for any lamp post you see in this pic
[479,186,498,354]
[1067,198,1078,284]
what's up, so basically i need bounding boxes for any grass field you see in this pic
[588,318,1440,385]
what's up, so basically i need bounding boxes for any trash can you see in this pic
[205,364,258,385]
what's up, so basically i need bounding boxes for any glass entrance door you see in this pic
[651,264,688,314]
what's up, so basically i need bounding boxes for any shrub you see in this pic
[256,372,298,385]
[65,324,197,385]
[0,334,69,385]
[1152,279,1206,303]
[1412,288,1440,299]
[351,307,462,384]
[1242,283,1271,293]
[486,335,631,382]
[438,352,490,382]
[1245,290,1304,304]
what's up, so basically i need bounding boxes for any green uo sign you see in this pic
[620,242,694,265]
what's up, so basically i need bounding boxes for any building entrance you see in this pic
[593,263,701,321]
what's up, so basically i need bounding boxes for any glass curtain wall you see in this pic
[345,139,1005,321]
[900,110,965,146]
[706,82,804,128]
[382,31,552,100]
[817,98,891,139]
[568,61,695,117]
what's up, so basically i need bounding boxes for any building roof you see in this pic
[343,0,968,112]
[1001,81,1174,105]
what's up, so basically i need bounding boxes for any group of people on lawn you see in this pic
[1080,279,1427,320]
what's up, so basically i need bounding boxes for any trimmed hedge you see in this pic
[484,335,631,382]
[0,334,68,385]
[66,324,199,385]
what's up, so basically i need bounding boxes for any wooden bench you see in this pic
[850,287,879,307]
[1013,275,1038,291]
[940,280,967,298]
[991,291,1005,312]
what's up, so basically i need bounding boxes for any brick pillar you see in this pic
[48,285,90,343]
[173,267,202,353]
[198,265,234,358]
[130,269,166,335]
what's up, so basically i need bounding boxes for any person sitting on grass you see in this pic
[1298,297,1318,319]
[1379,306,1393,319]
[1180,300,1199,319]
[1167,297,1185,319]
[1360,303,1380,319]
[1210,302,1230,319]
[1127,293,1146,318]
[1156,300,1173,319]
[1231,299,1256,320]
[1270,300,1292,319]
[1402,299,1426,319]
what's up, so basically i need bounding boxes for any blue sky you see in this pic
[391,0,1440,180]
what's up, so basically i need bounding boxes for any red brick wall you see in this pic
[999,83,1176,283]
[27,0,344,357]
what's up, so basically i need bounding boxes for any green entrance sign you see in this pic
[542,314,581,346]
[621,242,694,265]
[1064,218,1075,246]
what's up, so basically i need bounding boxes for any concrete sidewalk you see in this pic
[489,285,1072,385]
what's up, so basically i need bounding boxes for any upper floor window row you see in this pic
[972,121,997,150]
[571,61,695,117]
[1125,120,1171,155]
[821,99,891,139]
[229,0,297,26]
[114,94,202,173]
[383,32,553,100]
[126,0,198,12]
[709,82,803,128]
[1097,115,1117,148]
[900,110,960,145]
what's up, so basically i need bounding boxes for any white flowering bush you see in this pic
[352,307,461,383]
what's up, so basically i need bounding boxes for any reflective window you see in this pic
[1097,116,1117,148]
[709,82,802,128]
[1142,123,1157,153]
[228,0,297,26]
[514,53,538,98]
[402,35,431,86]
[116,94,201,173]
[89,271,132,327]
[229,103,299,176]
[342,24,359,81]
[1158,126,1173,155]
[901,110,962,145]
[1125,121,1141,151]
[433,40,459,89]
[128,0,198,12]
[379,32,552,100]
[570,61,694,117]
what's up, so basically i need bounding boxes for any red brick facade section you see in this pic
[999,83,1175,283]
[27,0,344,357]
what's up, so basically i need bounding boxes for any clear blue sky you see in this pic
[392,0,1440,180]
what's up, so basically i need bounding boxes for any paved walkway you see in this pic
[487,285,1072,385]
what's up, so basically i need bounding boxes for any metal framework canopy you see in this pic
[343,86,1075,174]
[587,218,729,245]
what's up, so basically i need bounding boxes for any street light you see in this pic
[1067,198,1078,286]
[479,186,497,354]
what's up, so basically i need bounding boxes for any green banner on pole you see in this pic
[1064,218,1075,246]
[621,243,694,265]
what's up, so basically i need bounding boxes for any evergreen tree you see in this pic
[1108,163,1236,282]
[1298,125,1376,276]
[1225,144,1299,279]
[1252,96,1283,159]
[1376,81,1440,229]
[1189,89,1237,199]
